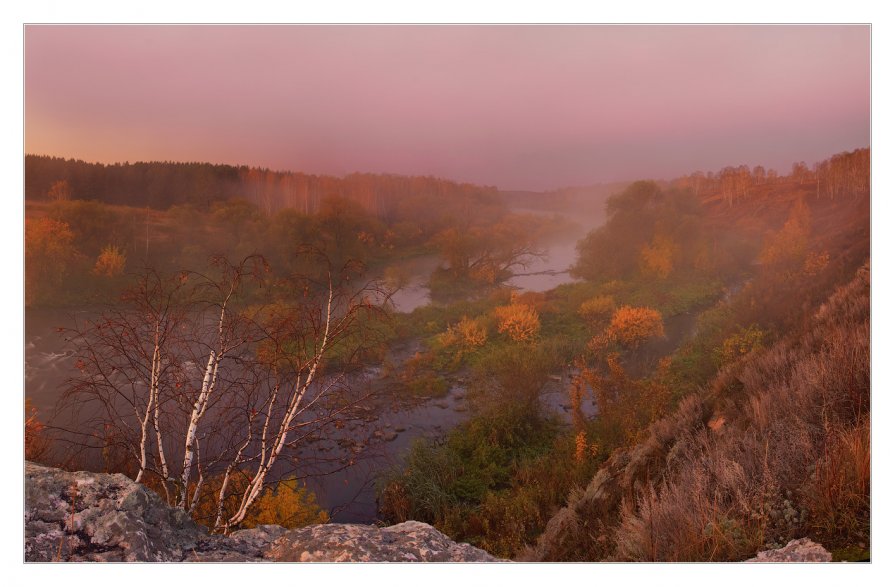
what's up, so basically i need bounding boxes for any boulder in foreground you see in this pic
[25,462,499,562]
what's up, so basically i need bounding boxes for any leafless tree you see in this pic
[58,251,389,532]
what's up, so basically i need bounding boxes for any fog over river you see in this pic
[24,205,607,522]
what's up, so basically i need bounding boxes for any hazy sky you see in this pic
[25,25,869,191]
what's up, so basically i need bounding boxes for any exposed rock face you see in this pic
[25,462,202,562]
[747,539,832,562]
[262,521,496,562]
[25,462,499,562]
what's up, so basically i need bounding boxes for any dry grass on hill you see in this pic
[522,262,869,561]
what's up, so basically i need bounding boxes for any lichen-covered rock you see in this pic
[25,462,201,561]
[747,538,832,562]
[264,521,498,562]
[25,462,499,562]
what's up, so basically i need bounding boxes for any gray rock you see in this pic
[25,462,200,562]
[25,462,500,562]
[264,521,499,562]
[747,538,832,562]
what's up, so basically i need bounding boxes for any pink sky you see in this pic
[25,25,869,191]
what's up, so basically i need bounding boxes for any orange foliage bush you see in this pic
[606,306,664,347]
[25,399,50,462]
[574,431,588,464]
[437,315,488,350]
[92,244,127,277]
[494,303,541,343]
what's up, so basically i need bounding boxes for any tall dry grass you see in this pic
[525,262,869,561]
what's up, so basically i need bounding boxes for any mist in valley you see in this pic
[23,24,871,563]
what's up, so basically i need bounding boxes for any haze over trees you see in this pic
[25,147,870,561]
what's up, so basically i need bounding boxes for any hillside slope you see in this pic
[521,260,869,561]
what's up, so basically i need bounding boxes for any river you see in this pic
[387,205,603,313]
[24,205,610,522]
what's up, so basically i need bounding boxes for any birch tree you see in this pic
[211,254,387,532]
[59,252,388,532]
[62,267,191,489]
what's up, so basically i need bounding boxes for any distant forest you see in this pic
[24,155,501,220]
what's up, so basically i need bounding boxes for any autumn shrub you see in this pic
[92,244,127,277]
[494,303,541,343]
[25,400,51,462]
[605,305,664,347]
[434,315,488,366]
[190,474,328,532]
[240,478,329,529]
[717,324,766,365]
[577,295,615,330]
[640,233,678,279]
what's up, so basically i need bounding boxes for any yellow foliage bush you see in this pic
[436,316,488,350]
[241,478,329,529]
[640,234,677,279]
[190,474,328,531]
[759,199,810,268]
[25,399,50,462]
[578,295,616,328]
[93,244,127,277]
[606,306,664,347]
[494,303,541,343]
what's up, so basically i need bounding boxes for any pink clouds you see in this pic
[25,25,869,190]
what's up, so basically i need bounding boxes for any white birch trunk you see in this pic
[224,283,334,529]
[180,301,228,508]
[150,332,170,488]
[179,350,217,507]
[134,395,153,483]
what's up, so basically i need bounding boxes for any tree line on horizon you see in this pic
[24,155,501,221]
[27,148,869,219]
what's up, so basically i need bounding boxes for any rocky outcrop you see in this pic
[747,539,832,562]
[261,521,496,562]
[25,462,499,562]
